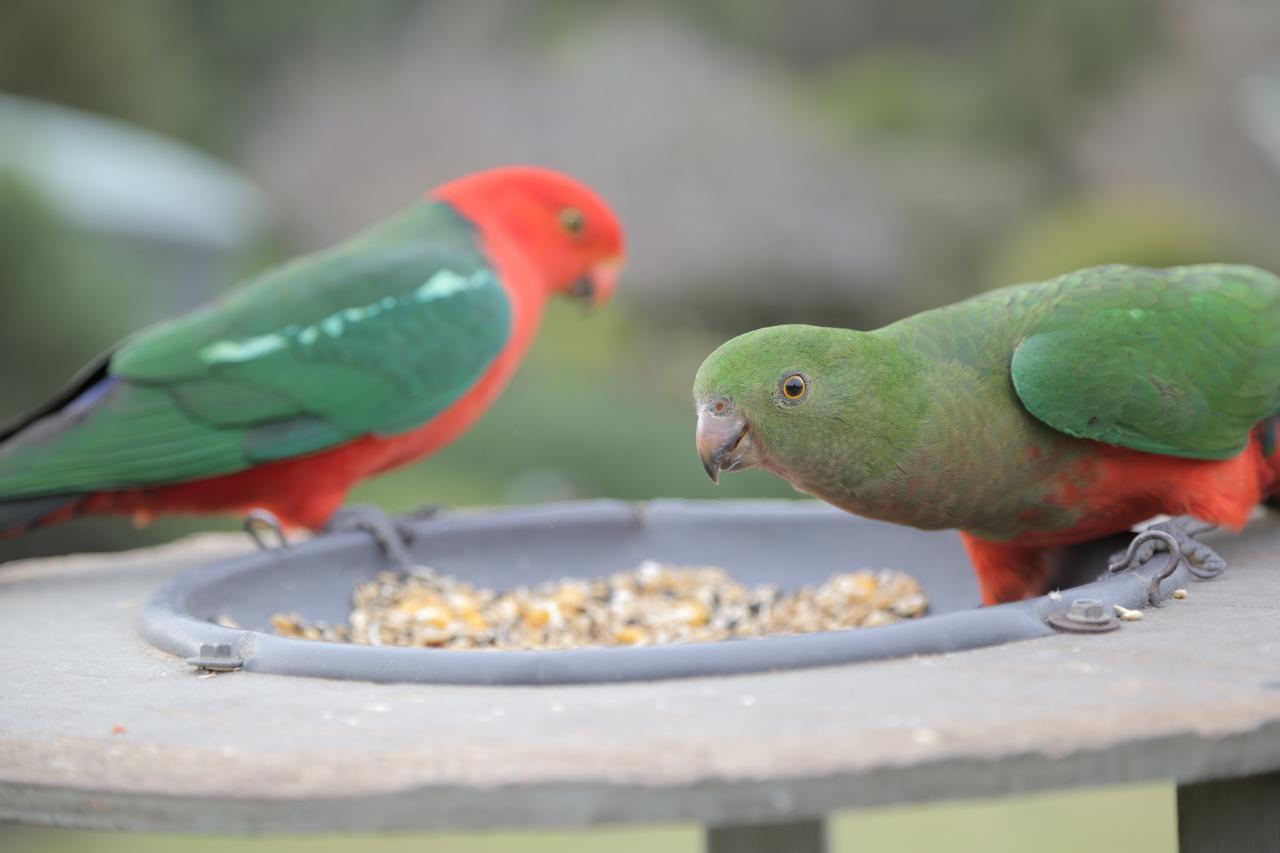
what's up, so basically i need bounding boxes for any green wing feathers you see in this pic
[0,202,512,499]
[0,383,248,494]
[1010,264,1280,459]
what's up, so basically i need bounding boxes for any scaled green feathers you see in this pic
[1005,265,1280,458]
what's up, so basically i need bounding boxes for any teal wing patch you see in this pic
[1010,264,1280,459]
[0,202,512,498]
[143,262,512,459]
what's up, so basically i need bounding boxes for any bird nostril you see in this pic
[713,401,726,415]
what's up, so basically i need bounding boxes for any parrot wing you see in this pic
[1009,264,1280,460]
[0,202,511,498]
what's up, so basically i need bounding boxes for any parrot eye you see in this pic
[559,207,585,237]
[780,373,807,402]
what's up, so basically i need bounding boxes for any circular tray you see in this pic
[139,499,1188,684]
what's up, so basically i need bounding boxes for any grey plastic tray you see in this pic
[139,499,1191,684]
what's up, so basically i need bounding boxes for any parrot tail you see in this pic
[0,495,87,539]
[0,349,115,540]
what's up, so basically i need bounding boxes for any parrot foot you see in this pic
[399,502,443,524]
[325,505,421,569]
[1106,516,1227,605]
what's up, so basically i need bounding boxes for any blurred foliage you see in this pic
[984,192,1273,287]
[674,0,1159,157]
[776,0,1169,310]
[0,0,420,154]
[974,0,1156,155]
[0,173,147,413]
[809,49,987,139]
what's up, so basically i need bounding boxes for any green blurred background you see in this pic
[1,1,1278,850]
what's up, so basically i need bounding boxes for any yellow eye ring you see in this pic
[781,373,807,401]
[559,207,585,236]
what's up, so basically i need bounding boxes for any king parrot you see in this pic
[0,166,625,537]
[693,264,1280,604]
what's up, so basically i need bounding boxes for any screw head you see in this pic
[1047,598,1121,634]
[1066,599,1109,624]
[186,643,243,672]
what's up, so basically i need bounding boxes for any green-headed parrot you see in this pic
[693,264,1280,604]
[0,166,625,538]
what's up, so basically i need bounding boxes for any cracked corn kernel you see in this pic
[523,604,551,629]
[271,613,303,637]
[553,584,588,613]
[674,597,710,627]
[415,603,451,629]
[614,625,650,645]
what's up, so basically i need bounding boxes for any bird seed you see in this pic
[270,561,928,650]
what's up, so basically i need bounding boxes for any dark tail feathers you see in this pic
[0,495,86,539]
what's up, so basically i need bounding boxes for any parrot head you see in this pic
[433,166,625,307]
[692,325,923,497]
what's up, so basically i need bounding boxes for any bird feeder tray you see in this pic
[139,499,1193,685]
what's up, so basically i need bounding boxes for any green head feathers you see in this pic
[693,324,926,497]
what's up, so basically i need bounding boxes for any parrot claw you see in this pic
[1106,516,1227,605]
[399,502,442,524]
[325,505,420,569]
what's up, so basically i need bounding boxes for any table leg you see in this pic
[1177,771,1280,853]
[706,818,827,853]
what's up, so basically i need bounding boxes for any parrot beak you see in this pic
[570,258,622,308]
[696,404,756,484]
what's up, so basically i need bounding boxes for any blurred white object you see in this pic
[0,92,271,250]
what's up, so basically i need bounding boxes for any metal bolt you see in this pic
[186,643,244,672]
[1047,598,1121,634]
[1066,598,1109,624]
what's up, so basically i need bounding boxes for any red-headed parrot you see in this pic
[0,166,624,536]
[694,264,1280,604]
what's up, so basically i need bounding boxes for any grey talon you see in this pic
[325,505,417,568]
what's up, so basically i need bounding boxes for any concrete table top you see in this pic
[2,516,1279,834]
